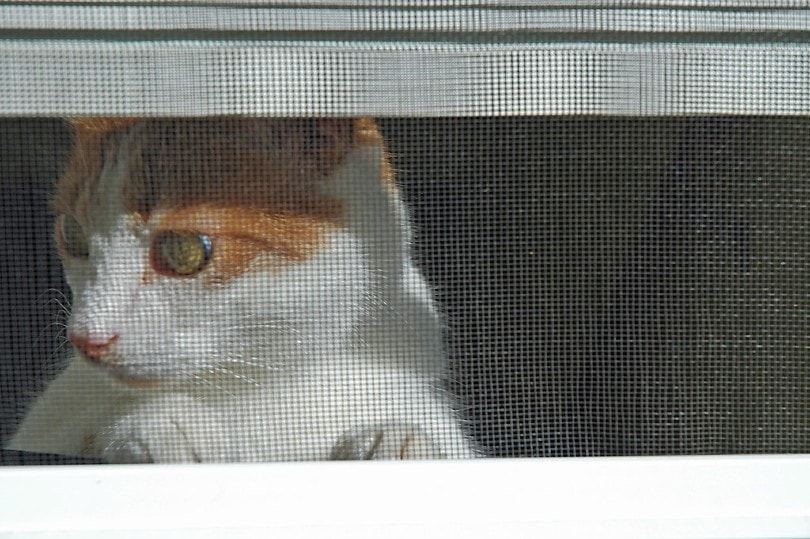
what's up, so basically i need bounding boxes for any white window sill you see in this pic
[1,455,808,538]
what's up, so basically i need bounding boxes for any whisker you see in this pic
[189,372,237,398]
[40,339,73,371]
[36,320,68,341]
[219,322,306,334]
[219,355,285,373]
[45,295,70,312]
[37,287,69,305]
[209,365,261,388]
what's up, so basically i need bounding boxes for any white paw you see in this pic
[330,425,444,460]
[94,395,203,464]
[96,427,154,464]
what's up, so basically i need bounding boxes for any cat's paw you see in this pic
[329,425,444,460]
[94,394,204,464]
[95,430,154,464]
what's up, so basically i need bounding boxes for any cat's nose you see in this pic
[68,332,119,361]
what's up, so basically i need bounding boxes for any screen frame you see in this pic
[1,455,809,538]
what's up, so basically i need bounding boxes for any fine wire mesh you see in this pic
[0,1,809,466]
[388,117,810,457]
[1,116,809,463]
[0,119,74,462]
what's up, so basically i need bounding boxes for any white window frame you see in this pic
[2,456,810,538]
[2,3,809,538]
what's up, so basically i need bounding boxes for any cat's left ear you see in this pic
[65,117,140,134]
[352,118,385,147]
[66,117,127,129]
[64,117,141,148]
[307,118,381,143]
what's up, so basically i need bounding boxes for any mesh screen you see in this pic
[1,117,808,463]
[1,2,809,465]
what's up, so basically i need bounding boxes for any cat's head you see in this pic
[54,117,402,387]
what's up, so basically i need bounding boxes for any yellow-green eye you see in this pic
[152,231,212,277]
[58,214,89,258]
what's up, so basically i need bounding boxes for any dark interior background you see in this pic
[1,117,808,460]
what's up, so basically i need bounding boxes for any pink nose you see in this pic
[68,332,119,361]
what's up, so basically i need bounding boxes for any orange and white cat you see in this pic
[8,118,476,463]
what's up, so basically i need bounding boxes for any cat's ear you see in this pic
[353,118,384,147]
[298,119,352,162]
[65,118,139,134]
[311,119,394,191]
[64,118,140,148]
[312,118,383,146]
[298,118,385,167]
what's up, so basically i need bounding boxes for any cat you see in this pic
[7,117,477,463]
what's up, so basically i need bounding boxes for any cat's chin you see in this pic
[80,356,164,390]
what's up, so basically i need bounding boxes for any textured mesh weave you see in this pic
[1,3,809,464]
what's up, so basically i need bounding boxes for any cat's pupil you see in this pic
[59,214,89,259]
[153,231,211,277]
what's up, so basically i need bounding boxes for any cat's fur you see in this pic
[8,118,476,462]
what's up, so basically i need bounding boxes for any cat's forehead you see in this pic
[54,117,387,227]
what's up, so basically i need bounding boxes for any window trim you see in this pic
[2,455,809,538]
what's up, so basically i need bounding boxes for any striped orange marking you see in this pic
[143,204,337,286]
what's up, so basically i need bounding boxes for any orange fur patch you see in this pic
[55,125,119,223]
[55,117,392,284]
[146,205,335,286]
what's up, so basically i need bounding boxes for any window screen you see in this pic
[1,2,809,465]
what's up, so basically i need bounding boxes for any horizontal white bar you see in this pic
[16,1,809,9]
[1,41,808,117]
[1,455,809,538]
[2,6,808,33]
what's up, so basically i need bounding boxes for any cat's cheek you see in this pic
[61,258,93,299]
[281,235,369,326]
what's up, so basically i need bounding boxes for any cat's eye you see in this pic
[57,214,89,258]
[152,231,212,277]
